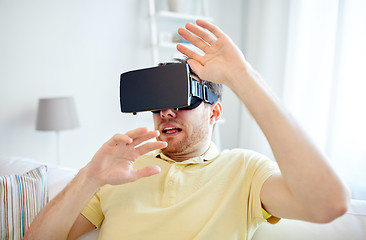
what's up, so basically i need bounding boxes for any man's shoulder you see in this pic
[219,148,269,160]
[216,148,275,168]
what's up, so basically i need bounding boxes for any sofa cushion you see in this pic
[0,165,48,240]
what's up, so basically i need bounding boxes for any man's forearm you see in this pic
[230,68,350,220]
[24,168,99,240]
[24,129,166,239]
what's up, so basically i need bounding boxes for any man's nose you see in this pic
[160,109,177,119]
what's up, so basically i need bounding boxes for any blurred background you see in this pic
[1,0,365,199]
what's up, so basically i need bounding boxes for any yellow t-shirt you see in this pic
[81,143,280,240]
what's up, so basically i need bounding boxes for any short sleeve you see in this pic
[246,151,280,227]
[81,191,104,228]
[262,208,281,224]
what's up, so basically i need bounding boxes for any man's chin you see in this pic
[160,141,188,156]
[156,135,192,157]
[157,135,181,146]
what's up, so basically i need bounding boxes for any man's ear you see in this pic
[209,102,223,125]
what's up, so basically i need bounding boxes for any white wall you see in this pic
[0,0,154,168]
[236,0,291,159]
[208,0,246,151]
[0,0,250,168]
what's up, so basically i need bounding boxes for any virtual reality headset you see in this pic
[120,63,218,114]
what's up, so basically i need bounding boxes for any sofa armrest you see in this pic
[0,156,78,200]
[252,199,366,240]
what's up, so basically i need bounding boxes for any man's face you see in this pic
[153,103,213,161]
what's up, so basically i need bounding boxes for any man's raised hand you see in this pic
[84,127,167,188]
[177,19,254,89]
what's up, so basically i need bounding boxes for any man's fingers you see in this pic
[135,141,167,156]
[125,127,149,139]
[186,59,204,78]
[195,19,224,39]
[129,166,161,182]
[176,43,203,62]
[108,128,159,148]
[184,22,216,45]
[177,27,209,53]
[176,45,205,79]
[108,134,133,147]
[130,130,160,147]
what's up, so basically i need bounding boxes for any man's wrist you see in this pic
[225,65,251,90]
[77,167,102,195]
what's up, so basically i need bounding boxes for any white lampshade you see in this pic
[36,97,79,131]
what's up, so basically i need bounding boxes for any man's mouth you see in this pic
[162,127,183,134]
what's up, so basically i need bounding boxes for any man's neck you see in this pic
[163,142,211,162]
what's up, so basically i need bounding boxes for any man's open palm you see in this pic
[85,127,167,187]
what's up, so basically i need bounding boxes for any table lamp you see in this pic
[36,97,79,165]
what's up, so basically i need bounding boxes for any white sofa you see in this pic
[1,157,366,240]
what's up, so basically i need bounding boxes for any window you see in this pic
[283,0,366,199]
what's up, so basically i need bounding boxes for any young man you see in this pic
[24,20,350,240]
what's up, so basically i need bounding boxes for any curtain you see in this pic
[283,0,366,199]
